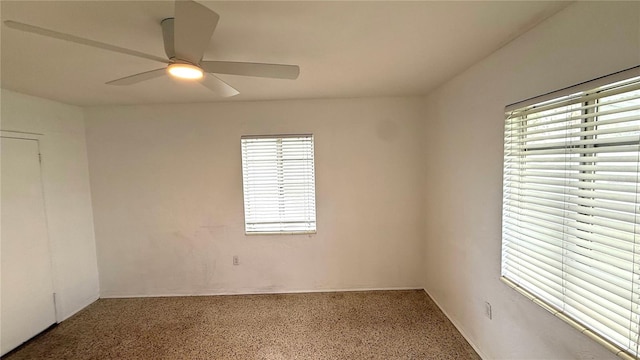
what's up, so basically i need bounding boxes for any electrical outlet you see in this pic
[485,301,492,319]
[233,255,239,266]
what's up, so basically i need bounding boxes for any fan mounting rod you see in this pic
[161,18,176,61]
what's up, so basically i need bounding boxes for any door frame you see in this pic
[1,130,59,322]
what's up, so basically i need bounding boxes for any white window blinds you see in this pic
[502,67,640,358]
[241,135,316,234]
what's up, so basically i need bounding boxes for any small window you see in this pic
[241,134,316,234]
[501,67,640,358]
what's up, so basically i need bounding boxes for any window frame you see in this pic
[501,65,640,359]
[240,134,317,235]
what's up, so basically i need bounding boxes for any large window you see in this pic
[501,67,640,357]
[241,134,316,234]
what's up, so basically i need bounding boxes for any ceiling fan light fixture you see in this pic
[167,63,204,80]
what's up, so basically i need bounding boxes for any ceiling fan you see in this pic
[3,0,300,97]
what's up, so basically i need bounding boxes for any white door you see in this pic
[1,136,56,356]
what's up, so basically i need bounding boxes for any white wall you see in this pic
[0,90,100,321]
[421,2,640,359]
[84,97,425,297]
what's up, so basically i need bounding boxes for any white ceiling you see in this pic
[1,1,568,106]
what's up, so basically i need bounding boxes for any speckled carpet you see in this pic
[3,290,480,360]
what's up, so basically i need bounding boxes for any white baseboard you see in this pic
[423,289,488,360]
[99,286,423,299]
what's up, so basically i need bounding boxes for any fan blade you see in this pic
[106,68,167,86]
[174,0,219,64]
[200,74,239,97]
[200,61,300,80]
[4,20,168,64]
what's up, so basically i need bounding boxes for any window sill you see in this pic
[500,276,636,360]
[244,231,316,236]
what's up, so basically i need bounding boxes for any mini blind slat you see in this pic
[503,232,563,263]
[241,135,317,234]
[505,144,640,156]
[507,171,638,184]
[565,247,636,281]
[506,204,638,236]
[504,265,566,305]
[506,177,638,194]
[505,212,637,250]
[564,295,637,343]
[507,113,640,137]
[513,135,640,151]
[564,286,639,335]
[506,197,639,223]
[504,201,636,235]
[511,103,640,128]
[516,124,640,143]
[509,165,639,173]
[503,246,563,276]
[505,228,637,281]
[564,266,638,309]
[566,255,638,295]
[505,258,564,293]
[510,187,637,208]
[502,71,640,358]
[508,155,640,163]
[506,199,639,228]
[506,190,639,211]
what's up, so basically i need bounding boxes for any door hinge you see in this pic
[38,153,42,163]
